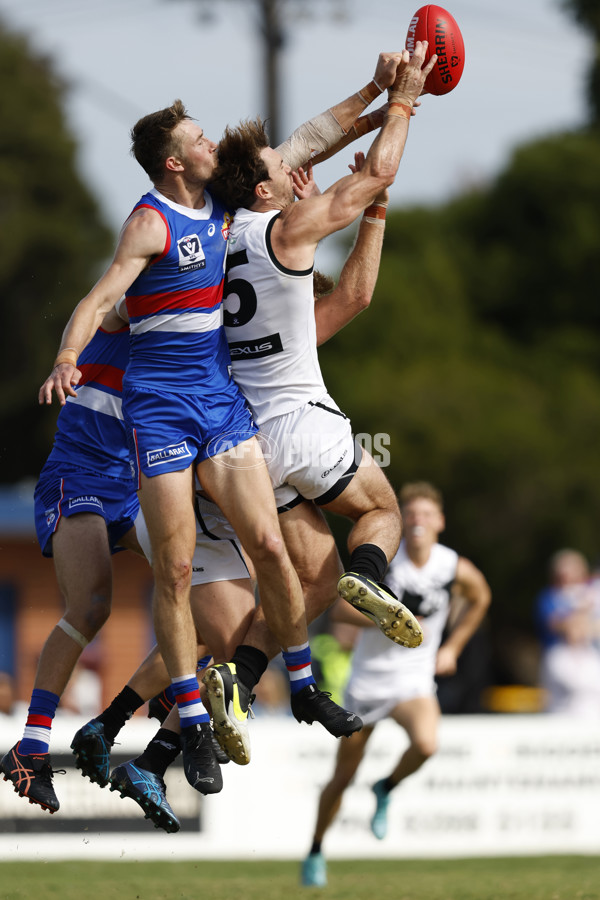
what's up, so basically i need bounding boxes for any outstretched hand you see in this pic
[348,151,366,175]
[372,51,408,91]
[293,163,321,201]
[349,151,389,205]
[39,364,81,406]
[390,41,437,106]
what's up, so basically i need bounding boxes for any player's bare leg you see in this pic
[330,449,423,648]
[138,467,197,677]
[138,466,221,795]
[388,695,440,781]
[370,695,440,838]
[231,501,344,663]
[2,514,114,811]
[199,438,309,649]
[301,726,374,886]
[201,443,362,745]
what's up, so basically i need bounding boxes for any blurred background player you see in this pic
[301,481,491,887]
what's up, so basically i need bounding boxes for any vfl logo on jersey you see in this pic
[228,333,283,360]
[221,213,233,241]
[69,495,104,511]
[177,234,206,272]
[147,441,193,467]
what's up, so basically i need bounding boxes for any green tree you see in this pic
[0,23,113,481]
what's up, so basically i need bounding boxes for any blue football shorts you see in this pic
[123,383,257,483]
[34,461,140,558]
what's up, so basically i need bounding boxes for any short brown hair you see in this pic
[398,481,443,510]
[211,117,270,210]
[131,99,190,183]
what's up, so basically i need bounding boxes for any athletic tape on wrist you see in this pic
[386,102,412,121]
[357,79,384,107]
[58,617,89,649]
[388,90,414,107]
[363,203,387,225]
[54,348,78,368]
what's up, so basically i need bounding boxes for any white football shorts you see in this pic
[258,392,360,506]
[135,495,249,585]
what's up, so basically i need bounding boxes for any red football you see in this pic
[405,5,465,95]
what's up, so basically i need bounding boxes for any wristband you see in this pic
[363,203,387,225]
[54,348,78,368]
[357,79,384,107]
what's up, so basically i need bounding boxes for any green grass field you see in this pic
[2,856,600,900]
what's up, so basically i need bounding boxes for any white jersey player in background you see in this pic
[301,481,491,888]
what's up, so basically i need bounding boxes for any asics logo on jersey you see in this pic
[69,495,103,510]
[177,234,206,272]
[147,442,193,467]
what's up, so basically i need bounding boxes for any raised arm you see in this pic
[315,152,388,345]
[276,52,402,170]
[435,557,492,676]
[271,42,435,268]
[38,208,166,406]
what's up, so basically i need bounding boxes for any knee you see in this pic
[153,556,193,596]
[413,737,438,761]
[249,527,286,567]
[69,593,111,638]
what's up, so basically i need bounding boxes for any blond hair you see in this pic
[398,481,443,511]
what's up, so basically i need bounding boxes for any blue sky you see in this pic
[0,0,591,268]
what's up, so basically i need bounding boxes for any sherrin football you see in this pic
[405,5,465,96]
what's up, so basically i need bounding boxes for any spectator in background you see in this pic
[535,549,600,718]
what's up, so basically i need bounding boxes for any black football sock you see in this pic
[135,728,181,777]
[381,775,396,794]
[96,685,145,743]
[348,543,388,584]
[231,644,269,691]
[310,840,322,855]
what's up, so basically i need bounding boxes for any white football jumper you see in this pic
[223,208,357,503]
[224,208,324,423]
